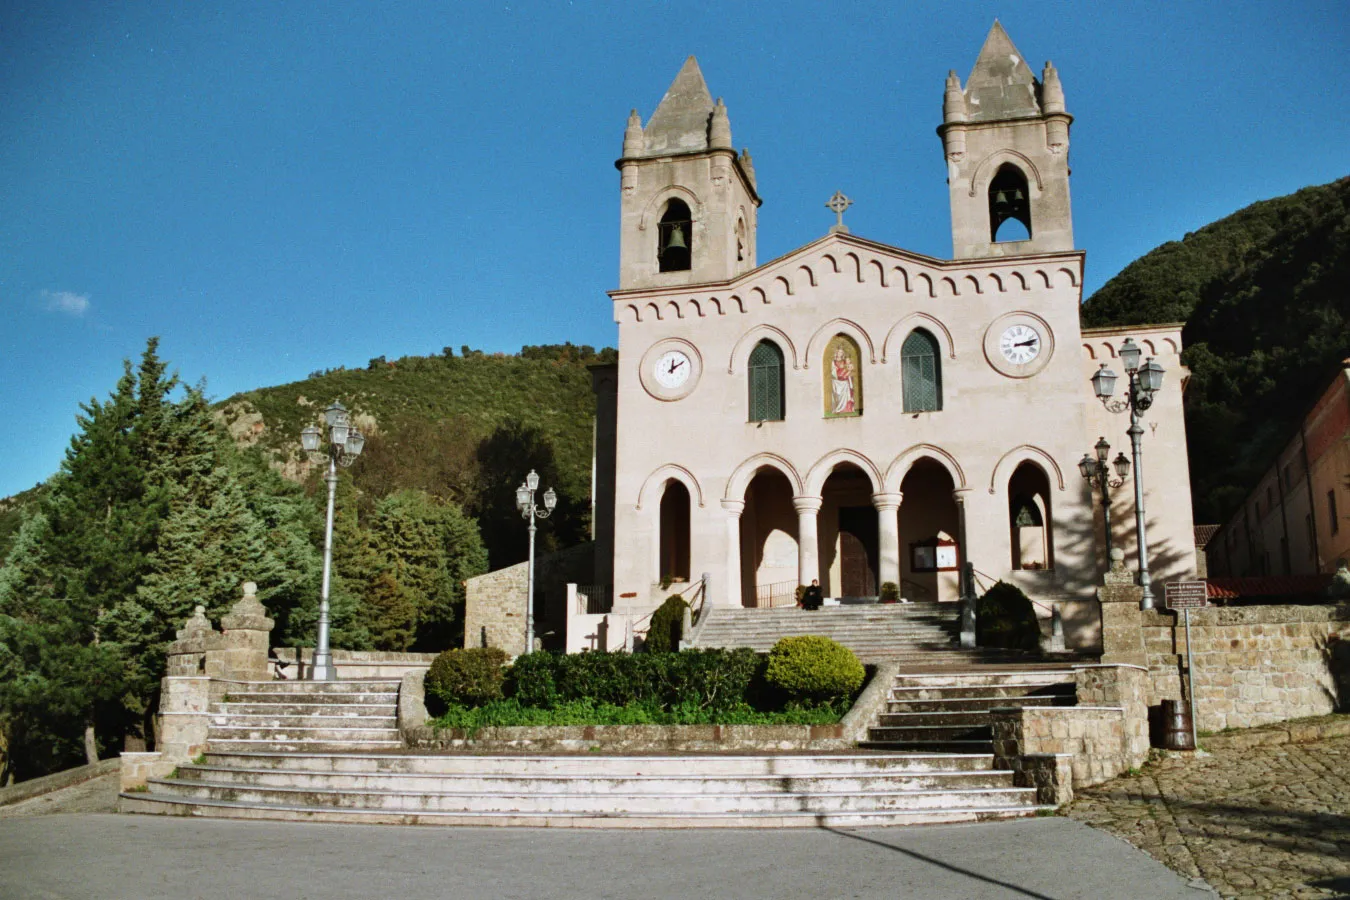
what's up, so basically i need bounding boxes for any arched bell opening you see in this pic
[1008,461,1053,570]
[657,199,693,272]
[739,468,798,607]
[658,480,691,584]
[989,164,1031,243]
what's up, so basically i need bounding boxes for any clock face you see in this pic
[999,324,1042,365]
[653,350,691,389]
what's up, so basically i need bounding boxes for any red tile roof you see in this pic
[1204,575,1332,599]
[1193,524,1220,548]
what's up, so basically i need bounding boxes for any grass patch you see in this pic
[429,698,847,730]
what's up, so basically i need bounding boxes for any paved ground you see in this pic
[0,811,1210,900]
[1068,722,1350,900]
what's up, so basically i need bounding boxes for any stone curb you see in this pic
[1199,713,1350,752]
[0,758,120,808]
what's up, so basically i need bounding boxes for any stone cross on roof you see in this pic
[826,190,853,233]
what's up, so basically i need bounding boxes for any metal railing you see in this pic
[574,584,611,615]
[753,579,797,608]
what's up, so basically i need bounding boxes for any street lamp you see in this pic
[1091,337,1166,609]
[1078,435,1131,556]
[300,401,365,680]
[515,469,556,655]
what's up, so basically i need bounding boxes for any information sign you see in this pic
[1165,581,1208,609]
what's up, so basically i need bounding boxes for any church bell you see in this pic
[663,223,687,252]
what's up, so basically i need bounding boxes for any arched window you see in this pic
[659,480,691,582]
[989,164,1031,242]
[901,329,942,412]
[735,217,747,262]
[1008,462,1053,570]
[657,199,692,272]
[823,334,862,417]
[748,340,785,422]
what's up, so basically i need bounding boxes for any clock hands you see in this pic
[668,358,684,373]
[1013,338,1038,348]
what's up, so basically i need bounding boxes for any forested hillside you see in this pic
[1082,177,1350,524]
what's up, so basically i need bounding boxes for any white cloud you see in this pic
[42,290,90,317]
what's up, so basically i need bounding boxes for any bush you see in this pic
[879,581,899,603]
[976,581,1041,651]
[506,648,763,712]
[764,636,865,705]
[425,647,509,706]
[645,594,688,653]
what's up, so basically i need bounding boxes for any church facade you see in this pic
[591,24,1198,649]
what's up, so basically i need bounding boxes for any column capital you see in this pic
[721,499,746,516]
[871,491,903,511]
[792,496,823,515]
[952,487,975,503]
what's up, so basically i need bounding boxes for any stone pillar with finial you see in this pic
[1097,547,1148,667]
[216,581,275,683]
[165,604,215,677]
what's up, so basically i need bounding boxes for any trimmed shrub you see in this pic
[879,581,900,603]
[425,647,509,706]
[764,636,865,704]
[645,594,688,653]
[976,581,1041,651]
[506,648,763,712]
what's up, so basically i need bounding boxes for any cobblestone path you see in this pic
[1067,719,1350,900]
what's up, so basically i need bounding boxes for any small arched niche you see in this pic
[989,164,1032,243]
[659,479,691,583]
[658,199,693,272]
[1008,461,1053,570]
[823,334,862,418]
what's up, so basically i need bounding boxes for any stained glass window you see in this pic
[748,340,784,422]
[901,329,942,412]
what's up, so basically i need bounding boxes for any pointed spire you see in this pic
[739,148,756,190]
[622,109,643,157]
[964,20,1040,122]
[1040,61,1065,114]
[943,70,968,123]
[643,56,716,155]
[709,97,732,149]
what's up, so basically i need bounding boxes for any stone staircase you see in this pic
[120,750,1049,826]
[863,668,1078,754]
[690,603,1032,665]
[205,680,403,753]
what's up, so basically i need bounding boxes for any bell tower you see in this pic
[939,22,1074,260]
[616,57,762,290]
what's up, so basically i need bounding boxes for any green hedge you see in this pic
[425,647,510,706]
[644,594,688,653]
[976,581,1041,651]
[764,636,865,705]
[507,649,763,713]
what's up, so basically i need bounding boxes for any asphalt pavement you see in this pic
[0,812,1214,899]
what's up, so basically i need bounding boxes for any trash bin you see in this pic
[1161,698,1195,751]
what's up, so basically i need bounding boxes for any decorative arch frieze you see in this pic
[797,265,817,288]
[725,453,804,501]
[892,266,911,292]
[941,276,960,297]
[666,300,683,319]
[819,253,841,274]
[636,464,706,511]
[988,446,1066,494]
[774,275,793,298]
[883,444,968,493]
[1162,337,1180,355]
[1010,271,1028,291]
[988,272,1005,293]
[1056,267,1079,287]
[867,259,886,286]
[1035,269,1053,289]
[728,325,800,374]
[749,286,767,307]
[624,304,641,323]
[645,302,662,321]
[688,299,704,318]
[963,274,983,295]
[915,273,935,298]
[1081,342,1097,360]
[804,449,883,496]
[967,149,1045,197]
[882,314,956,362]
[804,318,876,369]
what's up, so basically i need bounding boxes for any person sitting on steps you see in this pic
[800,579,824,611]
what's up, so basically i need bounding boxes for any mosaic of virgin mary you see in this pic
[824,335,862,417]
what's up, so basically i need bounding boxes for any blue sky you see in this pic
[1,1,1347,499]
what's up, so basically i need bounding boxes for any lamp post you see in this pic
[300,401,365,680]
[1091,337,1166,609]
[515,470,557,655]
[1078,436,1131,556]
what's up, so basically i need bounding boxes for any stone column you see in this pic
[721,499,745,608]
[1097,547,1148,667]
[793,496,823,589]
[165,605,214,677]
[872,492,902,589]
[216,581,276,683]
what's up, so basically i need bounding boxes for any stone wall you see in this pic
[271,649,437,680]
[1140,603,1350,732]
[405,723,853,753]
[1074,664,1150,765]
[991,705,1132,792]
[464,543,594,656]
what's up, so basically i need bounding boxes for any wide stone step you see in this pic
[216,703,398,717]
[208,726,401,742]
[147,777,1037,815]
[222,681,400,695]
[886,694,1071,713]
[876,711,997,727]
[200,751,995,776]
[868,724,992,742]
[220,691,400,706]
[207,740,406,753]
[120,792,1048,828]
[890,671,1075,688]
[209,713,398,729]
[175,766,1017,794]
